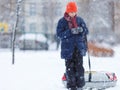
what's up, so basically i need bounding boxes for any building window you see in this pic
[42,22,48,32]
[29,3,36,16]
[29,23,36,33]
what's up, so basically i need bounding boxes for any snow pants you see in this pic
[65,48,85,89]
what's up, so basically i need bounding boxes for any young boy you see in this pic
[56,2,89,90]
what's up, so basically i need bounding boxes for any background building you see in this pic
[0,0,120,48]
[23,0,68,41]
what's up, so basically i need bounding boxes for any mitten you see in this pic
[71,28,79,34]
[71,27,83,34]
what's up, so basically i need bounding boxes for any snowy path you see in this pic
[0,46,120,90]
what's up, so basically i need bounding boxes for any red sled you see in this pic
[62,71,117,90]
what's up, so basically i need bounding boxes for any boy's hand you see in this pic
[77,27,83,32]
[71,27,83,34]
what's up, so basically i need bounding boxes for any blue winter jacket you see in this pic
[56,16,89,59]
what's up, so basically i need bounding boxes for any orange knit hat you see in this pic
[65,2,78,13]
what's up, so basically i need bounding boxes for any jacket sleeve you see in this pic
[80,18,89,35]
[56,19,72,40]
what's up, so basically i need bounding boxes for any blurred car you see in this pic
[18,33,49,50]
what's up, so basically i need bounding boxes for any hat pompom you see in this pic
[66,2,78,13]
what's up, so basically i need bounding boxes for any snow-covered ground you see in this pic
[0,45,120,90]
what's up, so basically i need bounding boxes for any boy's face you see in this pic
[68,12,76,17]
